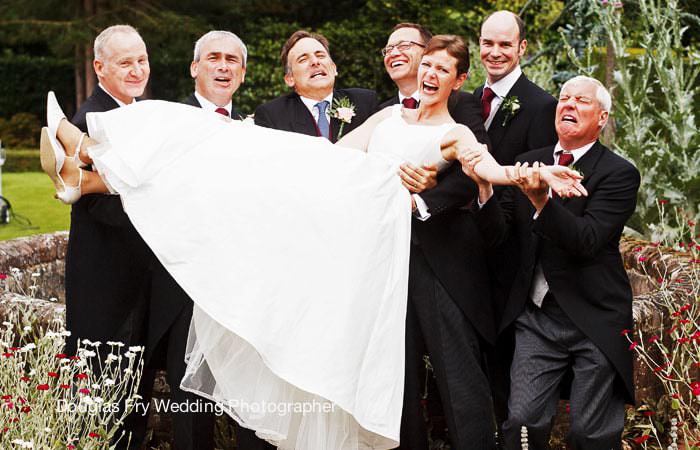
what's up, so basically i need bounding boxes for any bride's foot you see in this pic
[47,91,93,166]
[40,127,83,204]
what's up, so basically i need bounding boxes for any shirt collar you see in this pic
[484,65,522,99]
[194,91,232,115]
[398,90,420,104]
[553,140,596,164]
[98,83,135,107]
[299,92,334,116]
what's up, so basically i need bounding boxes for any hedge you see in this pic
[2,149,41,173]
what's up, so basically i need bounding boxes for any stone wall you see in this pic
[0,232,694,448]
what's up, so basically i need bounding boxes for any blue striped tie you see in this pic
[315,100,330,139]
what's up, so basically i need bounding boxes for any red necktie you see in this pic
[402,97,418,109]
[215,107,229,117]
[558,151,574,166]
[481,87,496,122]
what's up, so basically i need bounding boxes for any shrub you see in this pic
[0,113,41,149]
[2,149,41,173]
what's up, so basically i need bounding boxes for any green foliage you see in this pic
[0,114,41,148]
[2,149,41,173]
[563,0,700,241]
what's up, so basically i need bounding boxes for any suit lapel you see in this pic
[489,74,528,151]
[94,86,120,111]
[292,93,320,137]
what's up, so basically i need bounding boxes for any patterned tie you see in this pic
[402,97,418,109]
[558,151,574,166]
[315,101,330,139]
[215,107,229,117]
[481,87,496,122]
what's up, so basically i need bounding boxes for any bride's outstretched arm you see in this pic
[336,107,392,151]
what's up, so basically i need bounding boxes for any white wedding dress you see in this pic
[85,101,457,450]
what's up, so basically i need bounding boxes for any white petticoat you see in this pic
[86,101,411,449]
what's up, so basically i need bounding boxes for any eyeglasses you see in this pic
[381,41,425,56]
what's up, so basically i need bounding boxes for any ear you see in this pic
[452,72,468,91]
[598,110,609,129]
[93,59,104,79]
[518,39,527,58]
[241,66,246,84]
[190,61,199,79]
[284,71,295,89]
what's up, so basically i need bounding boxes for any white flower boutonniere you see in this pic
[501,95,521,127]
[329,97,356,139]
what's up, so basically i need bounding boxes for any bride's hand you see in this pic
[539,165,588,198]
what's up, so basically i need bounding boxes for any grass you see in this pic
[0,172,70,240]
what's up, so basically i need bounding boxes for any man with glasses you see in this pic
[379,23,497,450]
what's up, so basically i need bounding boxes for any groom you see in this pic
[254,30,378,141]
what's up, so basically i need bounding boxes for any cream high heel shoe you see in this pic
[47,91,88,168]
[40,127,82,204]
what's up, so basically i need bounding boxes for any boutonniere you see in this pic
[501,95,521,126]
[329,97,356,139]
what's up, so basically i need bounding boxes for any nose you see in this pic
[130,63,143,78]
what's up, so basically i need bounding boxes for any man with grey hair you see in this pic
[184,30,247,119]
[467,75,639,449]
[69,25,214,449]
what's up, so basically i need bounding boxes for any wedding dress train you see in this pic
[84,101,456,449]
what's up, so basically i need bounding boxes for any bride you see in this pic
[41,35,583,449]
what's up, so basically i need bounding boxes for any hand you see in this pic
[398,163,438,193]
[458,145,493,204]
[539,165,588,198]
[507,162,549,211]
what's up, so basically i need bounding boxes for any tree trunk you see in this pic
[74,45,85,108]
[83,0,96,101]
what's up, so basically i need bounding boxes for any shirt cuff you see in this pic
[412,194,431,221]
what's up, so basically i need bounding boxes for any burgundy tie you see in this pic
[402,97,418,109]
[558,151,574,166]
[481,87,496,122]
[215,107,229,117]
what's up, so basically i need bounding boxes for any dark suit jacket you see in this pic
[254,88,378,143]
[378,90,497,344]
[475,73,558,165]
[477,142,640,402]
[183,92,244,120]
[66,86,151,354]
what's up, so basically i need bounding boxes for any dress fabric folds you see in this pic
[85,101,454,449]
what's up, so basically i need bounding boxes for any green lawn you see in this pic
[0,172,70,240]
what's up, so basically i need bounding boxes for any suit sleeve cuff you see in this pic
[412,194,431,221]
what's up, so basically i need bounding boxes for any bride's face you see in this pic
[417,50,467,106]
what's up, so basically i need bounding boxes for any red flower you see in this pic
[634,435,651,444]
[658,199,669,205]
[88,432,100,438]
[643,410,654,417]
[0,273,7,280]
[653,366,664,373]
[75,373,88,380]
[620,329,631,336]
[638,256,648,262]
[672,393,680,399]
[689,220,696,227]
[633,246,643,252]
[668,326,678,335]
[657,277,664,283]
[9,347,19,351]
[17,397,25,404]
[680,319,691,324]
[78,388,90,395]
[20,406,30,413]
[672,311,682,317]
[678,337,690,344]
[55,353,67,359]
[681,303,692,311]
[4,402,13,409]
[20,376,30,382]
[2,352,13,358]
[1,395,11,400]
[693,386,700,396]
[629,341,639,350]
[59,384,70,389]
[647,335,659,343]
[69,356,80,361]
[67,446,76,449]
[47,372,59,378]
[36,384,50,391]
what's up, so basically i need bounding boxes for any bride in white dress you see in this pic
[40,35,583,449]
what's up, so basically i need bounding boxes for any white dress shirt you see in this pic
[195,91,232,116]
[482,65,522,130]
[99,83,135,107]
[300,93,333,124]
[529,140,596,307]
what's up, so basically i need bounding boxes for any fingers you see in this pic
[398,163,437,192]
